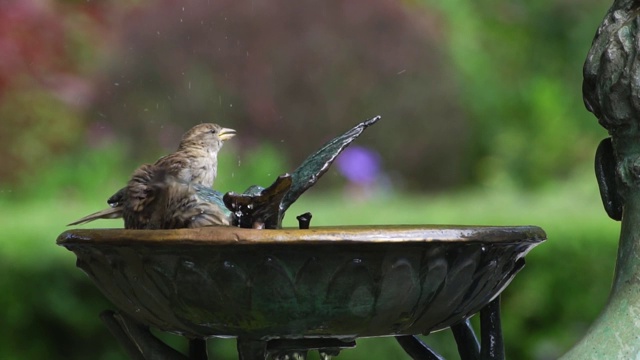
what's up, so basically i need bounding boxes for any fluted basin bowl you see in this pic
[57,225,545,340]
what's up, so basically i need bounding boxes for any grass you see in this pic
[0,166,621,359]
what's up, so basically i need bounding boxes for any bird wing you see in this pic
[145,172,231,229]
[178,202,231,228]
[123,164,160,228]
[154,152,190,171]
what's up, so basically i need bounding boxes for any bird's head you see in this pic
[179,123,236,151]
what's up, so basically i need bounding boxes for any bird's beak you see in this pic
[218,127,236,141]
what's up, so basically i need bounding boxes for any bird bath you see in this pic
[58,102,547,360]
[57,224,545,359]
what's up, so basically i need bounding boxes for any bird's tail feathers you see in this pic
[68,207,123,226]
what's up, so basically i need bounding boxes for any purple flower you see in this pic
[336,145,381,185]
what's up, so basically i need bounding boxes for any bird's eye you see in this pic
[209,129,217,134]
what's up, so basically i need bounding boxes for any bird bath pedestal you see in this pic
[57,225,545,359]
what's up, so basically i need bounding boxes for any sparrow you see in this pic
[68,123,235,227]
[125,166,231,229]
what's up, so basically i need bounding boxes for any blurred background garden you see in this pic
[0,0,619,359]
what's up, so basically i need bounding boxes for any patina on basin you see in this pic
[57,225,545,342]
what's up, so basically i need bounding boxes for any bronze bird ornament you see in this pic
[68,123,235,227]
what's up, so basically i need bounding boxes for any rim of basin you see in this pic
[57,225,546,246]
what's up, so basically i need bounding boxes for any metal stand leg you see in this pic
[480,297,504,360]
[102,297,505,360]
[395,335,446,360]
[189,338,208,360]
[451,319,480,360]
[397,296,505,360]
[100,310,188,360]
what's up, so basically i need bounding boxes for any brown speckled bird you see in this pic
[152,123,235,188]
[68,123,235,227]
[124,165,231,229]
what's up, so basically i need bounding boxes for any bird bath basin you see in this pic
[57,224,545,359]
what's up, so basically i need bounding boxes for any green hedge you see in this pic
[0,169,620,359]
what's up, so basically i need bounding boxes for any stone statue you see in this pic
[563,0,640,357]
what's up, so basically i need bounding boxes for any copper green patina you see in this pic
[57,226,543,340]
[563,0,640,357]
[57,225,544,359]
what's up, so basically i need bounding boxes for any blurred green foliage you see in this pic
[0,89,84,184]
[0,158,620,359]
[422,0,611,187]
[0,0,612,189]
[14,145,129,201]
[216,143,291,195]
[83,0,469,190]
